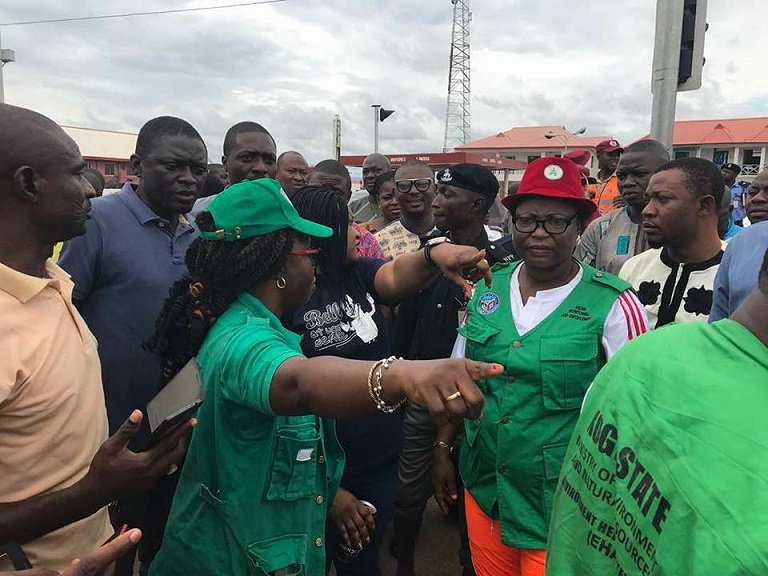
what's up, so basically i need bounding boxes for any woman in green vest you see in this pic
[145,178,501,576]
[431,157,648,576]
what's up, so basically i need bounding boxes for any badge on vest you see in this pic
[477,292,500,315]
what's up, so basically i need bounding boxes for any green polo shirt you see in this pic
[151,293,344,576]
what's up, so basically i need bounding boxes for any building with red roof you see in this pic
[653,117,768,176]
[458,125,612,174]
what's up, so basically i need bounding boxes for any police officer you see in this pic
[722,163,750,226]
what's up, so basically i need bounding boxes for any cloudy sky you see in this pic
[1,0,766,163]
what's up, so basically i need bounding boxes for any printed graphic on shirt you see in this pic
[303,293,379,351]
[636,281,661,306]
[683,286,713,316]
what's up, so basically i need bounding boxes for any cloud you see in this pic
[1,0,767,163]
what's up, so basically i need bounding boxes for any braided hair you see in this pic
[291,186,371,320]
[146,211,293,384]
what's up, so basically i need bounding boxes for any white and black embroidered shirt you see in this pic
[619,243,726,328]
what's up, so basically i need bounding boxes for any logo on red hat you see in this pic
[544,164,564,181]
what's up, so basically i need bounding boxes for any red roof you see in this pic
[458,125,611,151]
[340,151,526,170]
[665,118,768,145]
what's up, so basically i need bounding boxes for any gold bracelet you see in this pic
[370,356,406,413]
[367,358,387,404]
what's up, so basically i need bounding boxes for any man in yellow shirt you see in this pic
[0,103,191,572]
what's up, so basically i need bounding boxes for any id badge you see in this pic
[457,306,468,327]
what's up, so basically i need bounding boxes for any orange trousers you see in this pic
[464,489,547,576]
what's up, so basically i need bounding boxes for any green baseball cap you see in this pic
[198,178,333,241]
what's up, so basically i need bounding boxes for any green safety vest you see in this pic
[459,260,630,549]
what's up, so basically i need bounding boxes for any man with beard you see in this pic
[619,158,725,327]
[59,116,207,574]
[576,140,669,275]
[375,161,436,259]
[349,153,391,223]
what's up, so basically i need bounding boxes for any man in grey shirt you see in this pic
[576,139,669,275]
[349,152,390,223]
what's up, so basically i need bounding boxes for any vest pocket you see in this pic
[541,442,569,522]
[266,423,321,501]
[540,335,599,411]
[247,535,307,575]
[461,321,502,363]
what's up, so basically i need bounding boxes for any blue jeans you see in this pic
[325,458,399,576]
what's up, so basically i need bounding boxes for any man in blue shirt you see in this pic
[59,116,207,575]
[722,163,750,225]
[710,221,768,321]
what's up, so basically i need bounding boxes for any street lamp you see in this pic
[371,104,395,153]
[544,126,586,153]
[0,28,15,104]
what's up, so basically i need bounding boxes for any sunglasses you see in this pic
[395,178,433,194]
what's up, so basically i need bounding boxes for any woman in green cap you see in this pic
[146,178,500,576]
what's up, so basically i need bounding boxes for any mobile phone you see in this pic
[0,541,32,570]
[145,358,203,448]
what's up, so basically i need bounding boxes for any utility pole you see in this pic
[333,115,341,160]
[443,0,471,152]
[0,28,17,104]
[650,0,685,152]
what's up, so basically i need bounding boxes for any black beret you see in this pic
[722,162,742,174]
[435,163,499,198]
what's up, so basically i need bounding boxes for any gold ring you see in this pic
[446,391,463,401]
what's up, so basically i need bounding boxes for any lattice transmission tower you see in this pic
[443,0,471,152]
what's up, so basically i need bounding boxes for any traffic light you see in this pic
[678,0,708,92]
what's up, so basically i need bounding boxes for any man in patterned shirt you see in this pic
[375,160,436,259]
[620,158,726,327]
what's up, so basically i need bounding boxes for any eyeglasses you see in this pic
[289,248,321,257]
[511,214,578,235]
[395,178,433,194]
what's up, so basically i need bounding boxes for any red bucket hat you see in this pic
[502,157,597,217]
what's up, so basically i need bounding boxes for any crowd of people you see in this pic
[1,100,767,576]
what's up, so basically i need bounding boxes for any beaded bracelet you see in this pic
[368,355,406,413]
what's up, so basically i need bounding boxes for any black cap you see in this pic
[722,162,742,174]
[435,163,499,198]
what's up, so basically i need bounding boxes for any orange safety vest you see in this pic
[595,173,620,216]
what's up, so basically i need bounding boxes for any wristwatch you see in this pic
[424,236,451,267]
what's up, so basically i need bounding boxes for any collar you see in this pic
[597,171,617,185]
[118,183,193,229]
[660,243,725,271]
[236,292,302,349]
[0,259,70,303]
